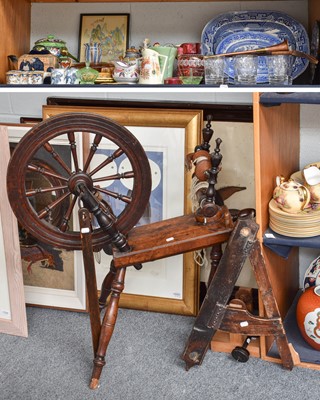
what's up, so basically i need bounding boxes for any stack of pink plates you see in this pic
[269,199,320,237]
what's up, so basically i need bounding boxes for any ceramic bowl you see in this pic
[180,76,203,85]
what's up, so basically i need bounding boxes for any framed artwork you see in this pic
[0,126,28,337]
[78,13,130,62]
[6,124,86,311]
[43,105,202,316]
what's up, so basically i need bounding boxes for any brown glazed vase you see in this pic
[296,286,320,350]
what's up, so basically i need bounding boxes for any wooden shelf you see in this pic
[263,228,320,259]
[260,93,320,106]
[30,0,297,2]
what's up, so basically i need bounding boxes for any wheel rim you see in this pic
[7,113,152,250]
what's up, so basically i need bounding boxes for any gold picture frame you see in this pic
[78,13,130,62]
[0,126,27,337]
[43,105,202,316]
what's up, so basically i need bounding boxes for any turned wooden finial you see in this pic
[195,114,214,152]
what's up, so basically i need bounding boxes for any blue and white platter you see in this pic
[201,10,310,83]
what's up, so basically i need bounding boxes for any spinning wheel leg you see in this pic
[90,267,126,390]
[99,261,116,310]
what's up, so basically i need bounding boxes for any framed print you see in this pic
[78,13,129,62]
[0,126,28,337]
[6,124,86,311]
[43,105,202,316]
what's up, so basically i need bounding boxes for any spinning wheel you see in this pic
[6,114,296,390]
[7,113,152,251]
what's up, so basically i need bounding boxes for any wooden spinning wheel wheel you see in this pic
[7,113,152,251]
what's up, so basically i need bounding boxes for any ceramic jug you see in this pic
[150,45,177,80]
[139,48,168,84]
[273,175,310,213]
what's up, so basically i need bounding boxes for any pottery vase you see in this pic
[296,285,320,350]
[84,42,102,64]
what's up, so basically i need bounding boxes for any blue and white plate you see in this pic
[304,255,320,290]
[201,10,310,83]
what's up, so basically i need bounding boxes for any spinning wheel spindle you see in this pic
[77,183,130,253]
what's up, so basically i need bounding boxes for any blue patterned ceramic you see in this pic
[84,43,102,64]
[201,10,310,83]
[304,255,320,289]
[215,31,283,83]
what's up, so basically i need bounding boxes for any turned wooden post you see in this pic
[90,267,126,390]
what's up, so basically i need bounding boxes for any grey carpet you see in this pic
[0,306,319,400]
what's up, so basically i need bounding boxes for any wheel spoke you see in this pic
[43,142,72,175]
[93,171,134,183]
[94,186,132,204]
[37,191,71,219]
[89,147,124,177]
[26,185,68,197]
[60,195,77,232]
[28,163,69,182]
[68,132,80,172]
[83,134,103,173]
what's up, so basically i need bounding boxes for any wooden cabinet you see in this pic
[214,93,320,370]
[0,0,318,83]
[0,0,31,83]
[211,94,300,359]
[252,92,320,370]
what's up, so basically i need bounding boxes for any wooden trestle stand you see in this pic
[77,122,297,390]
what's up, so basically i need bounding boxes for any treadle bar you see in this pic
[181,217,258,370]
[79,208,101,355]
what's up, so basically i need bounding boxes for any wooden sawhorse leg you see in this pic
[181,216,298,371]
[248,240,298,368]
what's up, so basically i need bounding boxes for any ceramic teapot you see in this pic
[273,175,310,213]
[112,60,139,83]
[32,35,78,62]
[139,48,168,84]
